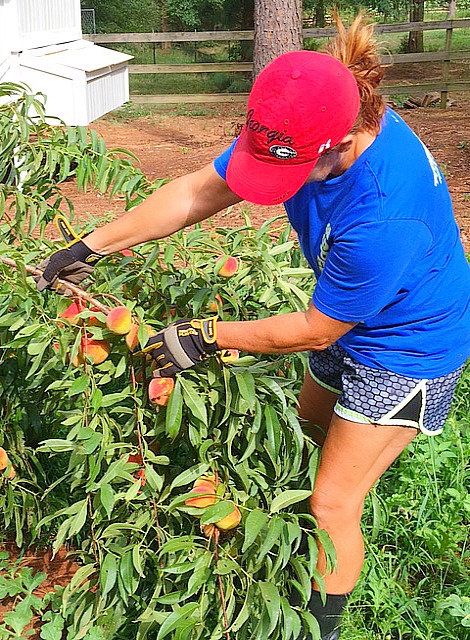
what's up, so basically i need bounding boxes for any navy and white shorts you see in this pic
[308,343,464,435]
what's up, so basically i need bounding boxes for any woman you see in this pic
[37,15,470,640]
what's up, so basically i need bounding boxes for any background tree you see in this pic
[408,0,425,53]
[253,0,303,77]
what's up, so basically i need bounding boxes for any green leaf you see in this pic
[165,378,183,438]
[200,501,236,524]
[270,490,312,514]
[259,582,281,635]
[100,553,118,597]
[234,370,256,411]
[40,612,65,640]
[242,509,268,553]
[100,484,115,519]
[179,377,208,425]
[3,597,33,635]
[169,463,210,490]
[67,499,87,537]
[156,602,199,640]
[36,439,74,453]
[316,529,337,574]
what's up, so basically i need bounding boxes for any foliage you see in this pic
[0,82,325,639]
[0,552,47,639]
[1,82,469,640]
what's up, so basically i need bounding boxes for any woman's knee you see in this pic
[309,489,364,528]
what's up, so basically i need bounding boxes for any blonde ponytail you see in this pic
[324,12,386,135]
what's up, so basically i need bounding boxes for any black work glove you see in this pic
[140,318,219,377]
[36,238,104,295]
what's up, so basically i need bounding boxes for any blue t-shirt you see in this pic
[214,109,470,378]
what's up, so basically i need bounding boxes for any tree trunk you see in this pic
[447,0,457,19]
[240,0,255,63]
[407,0,425,53]
[315,0,326,28]
[253,0,303,78]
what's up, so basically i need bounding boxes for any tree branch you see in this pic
[0,255,111,314]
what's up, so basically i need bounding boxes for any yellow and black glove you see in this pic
[36,215,103,295]
[140,317,218,377]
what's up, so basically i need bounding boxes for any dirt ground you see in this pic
[61,97,470,252]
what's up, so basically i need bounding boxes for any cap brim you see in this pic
[226,137,318,206]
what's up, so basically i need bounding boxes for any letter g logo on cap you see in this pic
[269,145,298,160]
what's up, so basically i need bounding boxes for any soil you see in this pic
[2,96,470,638]
[60,98,470,250]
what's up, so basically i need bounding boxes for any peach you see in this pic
[58,301,84,325]
[215,255,239,278]
[219,349,240,364]
[207,294,223,313]
[127,453,143,466]
[125,323,155,352]
[215,502,241,531]
[201,523,218,539]
[126,453,146,487]
[184,482,217,508]
[148,377,175,406]
[194,472,219,490]
[106,306,133,335]
[88,306,106,327]
[0,447,16,480]
[134,468,146,487]
[73,337,111,366]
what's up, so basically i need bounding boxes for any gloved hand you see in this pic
[36,238,103,295]
[139,317,219,377]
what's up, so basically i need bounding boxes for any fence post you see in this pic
[440,23,453,108]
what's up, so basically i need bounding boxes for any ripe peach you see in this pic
[58,301,84,325]
[126,453,146,487]
[207,294,223,313]
[127,453,143,465]
[219,349,240,364]
[215,502,241,531]
[148,377,175,406]
[126,323,156,352]
[134,468,146,487]
[184,482,217,508]
[194,472,219,490]
[201,523,218,539]
[0,447,16,480]
[88,306,106,327]
[106,306,133,335]
[215,255,239,278]
[73,337,111,366]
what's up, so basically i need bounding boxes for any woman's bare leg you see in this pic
[297,373,340,446]
[310,417,418,593]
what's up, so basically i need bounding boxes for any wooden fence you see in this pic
[87,19,470,107]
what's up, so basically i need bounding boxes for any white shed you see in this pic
[0,0,81,53]
[0,0,132,126]
[18,40,132,125]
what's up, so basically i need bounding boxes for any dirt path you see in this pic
[63,99,470,251]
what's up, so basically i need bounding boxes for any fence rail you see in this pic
[85,19,470,106]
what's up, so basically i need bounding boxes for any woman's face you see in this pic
[304,131,377,184]
[304,148,345,183]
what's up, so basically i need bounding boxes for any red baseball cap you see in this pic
[226,50,360,205]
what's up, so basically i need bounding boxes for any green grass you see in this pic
[342,363,470,639]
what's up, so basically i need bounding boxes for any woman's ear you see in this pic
[336,135,354,154]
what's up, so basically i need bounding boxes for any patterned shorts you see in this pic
[308,343,464,435]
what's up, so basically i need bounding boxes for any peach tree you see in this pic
[0,83,331,639]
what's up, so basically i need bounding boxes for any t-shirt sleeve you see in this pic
[213,139,238,181]
[313,219,433,322]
